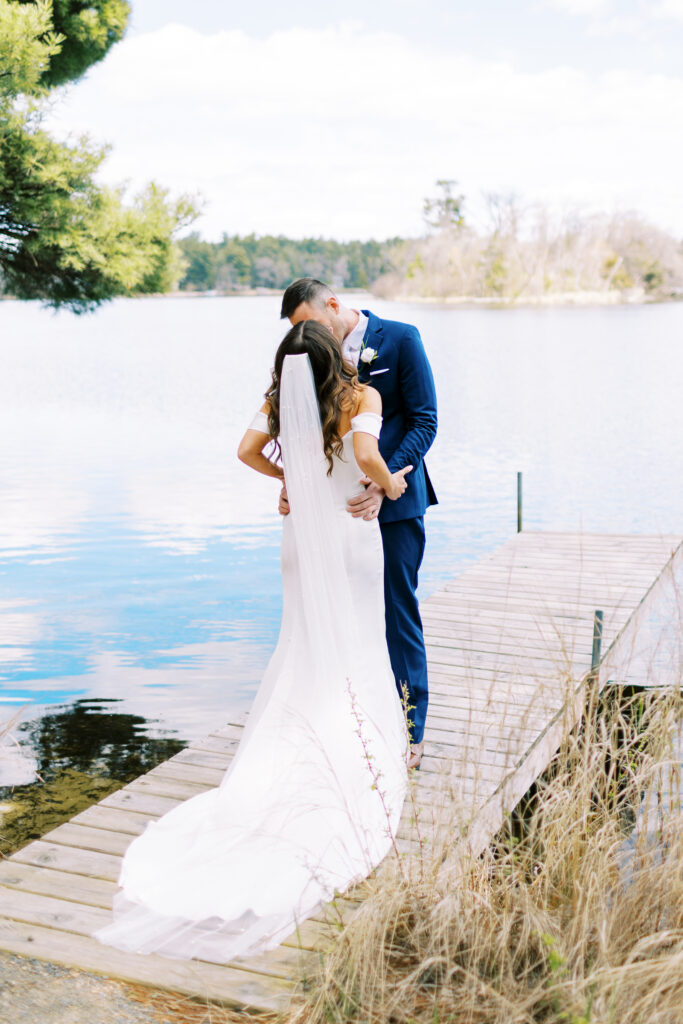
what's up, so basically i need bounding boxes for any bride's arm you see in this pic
[237,403,284,481]
[352,388,412,501]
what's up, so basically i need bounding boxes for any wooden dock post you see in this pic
[591,609,604,678]
[517,471,523,533]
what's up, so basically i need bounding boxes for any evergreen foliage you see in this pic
[177,233,403,293]
[35,0,131,87]
[0,0,195,311]
[3,0,131,88]
[176,210,683,302]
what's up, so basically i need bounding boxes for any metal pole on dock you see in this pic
[517,472,523,533]
[590,609,604,677]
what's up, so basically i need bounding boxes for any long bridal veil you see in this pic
[237,352,362,747]
[95,353,408,963]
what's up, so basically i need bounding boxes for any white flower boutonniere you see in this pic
[359,345,377,365]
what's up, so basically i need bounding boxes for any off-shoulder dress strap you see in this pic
[350,411,382,439]
[248,410,269,434]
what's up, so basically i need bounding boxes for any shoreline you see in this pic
[374,287,682,308]
[168,286,682,307]
[2,289,681,309]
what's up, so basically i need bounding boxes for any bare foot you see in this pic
[407,741,424,770]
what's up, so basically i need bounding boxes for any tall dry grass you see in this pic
[293,684,683,1024]
[2,642,681,1024]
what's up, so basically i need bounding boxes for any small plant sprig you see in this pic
[346,677,406,882]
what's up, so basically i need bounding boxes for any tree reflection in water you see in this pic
[0,699,186,856]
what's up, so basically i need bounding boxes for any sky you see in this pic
[46,0,683,241]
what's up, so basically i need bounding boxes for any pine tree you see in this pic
[0,0,196,311]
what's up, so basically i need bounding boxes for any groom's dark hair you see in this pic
[280,278,332,319]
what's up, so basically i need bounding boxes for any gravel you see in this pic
[0,952,262,1024]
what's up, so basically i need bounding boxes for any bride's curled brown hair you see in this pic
[265,320,360,474]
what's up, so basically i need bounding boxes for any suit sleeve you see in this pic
[385,326,438,473]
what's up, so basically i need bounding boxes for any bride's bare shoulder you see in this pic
[354,384,382,416]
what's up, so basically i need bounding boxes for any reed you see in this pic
[2,644,681,1024]
[293,683,682,1024]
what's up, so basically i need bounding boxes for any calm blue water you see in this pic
[1,296,682,783]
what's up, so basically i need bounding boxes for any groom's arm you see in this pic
[346,326,435,520]
[385,326,437,472]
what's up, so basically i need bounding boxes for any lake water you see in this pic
[1,295,682,790]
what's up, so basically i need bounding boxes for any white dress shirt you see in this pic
[341,310,368,368]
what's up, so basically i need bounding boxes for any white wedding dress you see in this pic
[95,354,408,963]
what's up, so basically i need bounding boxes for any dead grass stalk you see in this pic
[293,685,683,1024]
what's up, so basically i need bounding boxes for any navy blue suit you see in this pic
[356,311,437,744]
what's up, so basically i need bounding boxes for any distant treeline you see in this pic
[177,234,403,292]
[380,203,683,303]
[177,185,683,303]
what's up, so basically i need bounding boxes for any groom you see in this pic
[278,279,438,768]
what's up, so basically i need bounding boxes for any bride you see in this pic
[95,320,413,962]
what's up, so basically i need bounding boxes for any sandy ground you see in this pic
[0,952,267,1024]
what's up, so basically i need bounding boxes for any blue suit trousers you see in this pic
[380,517,429,745]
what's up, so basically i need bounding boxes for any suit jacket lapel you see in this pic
[356,310,384,383]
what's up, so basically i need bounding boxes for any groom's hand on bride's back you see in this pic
[280,480,386,519]
[347,479,385,521]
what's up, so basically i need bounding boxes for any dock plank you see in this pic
[1,530,680,1012]
[0,919,293,1011]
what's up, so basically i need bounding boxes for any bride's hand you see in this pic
[385,465,413,500]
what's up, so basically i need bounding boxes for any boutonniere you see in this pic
[359,341,378,365]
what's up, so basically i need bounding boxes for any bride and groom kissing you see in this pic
[95,279,438,963]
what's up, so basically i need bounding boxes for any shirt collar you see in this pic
[344,310,368,352]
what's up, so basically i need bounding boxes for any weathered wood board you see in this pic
[1,531,680,1012]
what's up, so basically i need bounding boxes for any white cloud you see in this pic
[549,0,683,34]
[46,22,683,239]
[545,0,611,14]
[586,14,644,36]
[652,0,683,20]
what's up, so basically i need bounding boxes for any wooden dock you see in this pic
[1,531,681,1012]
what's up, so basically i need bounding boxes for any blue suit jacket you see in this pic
[356,310,438,524]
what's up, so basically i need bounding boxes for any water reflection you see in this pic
[1,524,281,711]
[1,295,683,801]
[618,720,682,881]
[612,565,683,690]
[0,699,186,854]
[17,698,180,775]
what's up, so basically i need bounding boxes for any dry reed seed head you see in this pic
[294,684,683,1024]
